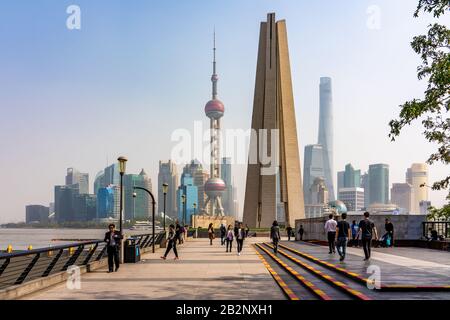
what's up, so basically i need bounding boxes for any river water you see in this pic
[0,228,152,250]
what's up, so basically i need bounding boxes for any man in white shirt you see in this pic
[324,214,337,254]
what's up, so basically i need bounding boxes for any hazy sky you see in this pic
[0,0,448,223]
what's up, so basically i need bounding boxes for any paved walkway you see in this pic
[22,237,285,300]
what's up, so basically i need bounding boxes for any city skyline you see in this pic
[1,0,448,223]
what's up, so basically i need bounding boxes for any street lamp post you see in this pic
[162,183,169,233]
[181,194,186,226]
[133,186,156,253]
[192,202,197,227]
[117,156,127,264]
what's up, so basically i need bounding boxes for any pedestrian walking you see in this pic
[175,221,182,245]
[298,225,304,241]
[226,225,234,252]
[351,220,359,247]
[286,226,293,241]
[104,224,123,273]
[161,224,179,260]
[245,224,250,238]
[270,220,281,254]
[236,223,246,255]
[357,212,378,261]
[335,213,351,261]
[208,223,215,245]
[324,214,337,254]
[220,224,227,246]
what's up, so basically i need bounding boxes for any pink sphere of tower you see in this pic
[205,99,225,119]
[204,177,226,198]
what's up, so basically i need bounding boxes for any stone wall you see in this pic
[295,214,426,241]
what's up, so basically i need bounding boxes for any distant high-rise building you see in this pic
[26,205,49,224]
[177,173,198,225]
[344,164,361,188]
[54,185,79,222]
[65,168,89,194]
[391,183,413,212]
[420,200,432,215]
[406,163,428,214]
[305,178,330,218]
[183,160,209,214]
[368,164,389,205]
[338,188,365,212]
[97,186,119,220]
[93,170,105,195]
[318,77,335,201]
[337,171,344,198]
[303,145,325,205]
[104,163,120,186]
[124,169,152,221]
[361,172,369,208]
[73,194,97,221]
[221,157,234,215]
[158,160,178,219]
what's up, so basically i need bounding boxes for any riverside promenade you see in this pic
[22,237,285,300]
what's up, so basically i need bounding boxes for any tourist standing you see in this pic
[335,213,351,261]
[208,223,215,245]
[161,224,179,260]
[220,224,227,246]
[298,225,304,241]
[226,225,234,253]
[357,212,378,261]
[324,214,337,254]
[236,223,246,256]
[104,224,123,273]
[270,220,281,254]
[286,226,293,241]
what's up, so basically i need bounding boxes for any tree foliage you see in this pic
[389,0,450,200]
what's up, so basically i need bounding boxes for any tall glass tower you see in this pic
[318,77,335,201]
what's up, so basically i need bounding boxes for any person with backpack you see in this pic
[220,224,227,246]
[161,224,179,260]
[335,213,351,261]
[208,223,215,245]
[357,212,378,261]
[270,220,281,254]
[236,223,246,255]
[225,225,234,253]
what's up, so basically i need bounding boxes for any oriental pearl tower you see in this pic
[203,32,226,216]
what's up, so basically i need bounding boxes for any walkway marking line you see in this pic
[264,243,371,300]
[279,243,450,292]
[252,245,299,300]
[255,244,331,300]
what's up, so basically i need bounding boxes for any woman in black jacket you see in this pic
[161,225,179,260]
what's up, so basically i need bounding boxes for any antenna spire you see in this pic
[212,28,218,99]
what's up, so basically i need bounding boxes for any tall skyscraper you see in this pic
[124,169,152,220]
[104,163,120,186]
[54,184,79,222]
[221,157,234,215]
[26,205,49,224]
[96,185,119,220]
[344,164,361,188]
[183,160,209,214]
[158,160,178,219]
[244,13,305,228]
[391,183,413,212]
[177,174,198,225]
[318,77,335,201]
[93,170,105,195]
[73,194,97,221]
[406,163,428,214]
[203,32,226,216]
[368,164,389,205]
[65,168,89,194]
[303,144,325,205]
[361,172,370,208]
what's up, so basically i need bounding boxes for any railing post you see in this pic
[61,245,84,271]
[0,258,10,277]
[82,243,99,265]
[14,253,41,285]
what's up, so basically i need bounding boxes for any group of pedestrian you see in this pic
[216,222,247,255]
[324,211,393,261]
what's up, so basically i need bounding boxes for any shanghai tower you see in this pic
[318,77,335,201]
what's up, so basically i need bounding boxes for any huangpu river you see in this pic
[0,228,151,251]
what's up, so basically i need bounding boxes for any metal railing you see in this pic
[0,232,165,290]
[422,221,450,239]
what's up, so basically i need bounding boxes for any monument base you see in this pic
[192,215,235,229]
